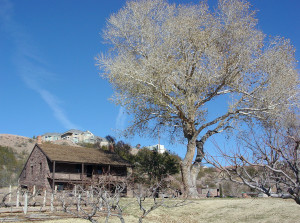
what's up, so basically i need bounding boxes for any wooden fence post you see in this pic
[43,190,47,207]
[77,194,81,212]
[50,193,54,212]
[8,185,12,203]
[33,185,36,202]
[23,192,28,214]
[86,191,90,205]
[62,191,65,209]
[16,189,20,208]
[90,185,93,202]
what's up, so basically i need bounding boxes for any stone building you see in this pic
[19,143,132,194]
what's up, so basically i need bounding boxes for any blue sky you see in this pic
[0,0,299,158]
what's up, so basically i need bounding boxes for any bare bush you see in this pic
[55,177,188,223]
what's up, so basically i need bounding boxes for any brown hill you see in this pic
[0,134,81,154]
[0,134,36,153]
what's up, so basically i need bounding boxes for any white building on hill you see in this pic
[42,133,61,142]
[145,144,167,154]
[42,129,109,146]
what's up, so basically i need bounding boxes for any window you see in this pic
[31,166,33,175]
[40,163,42,174]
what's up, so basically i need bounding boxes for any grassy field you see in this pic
[36,197,300,223]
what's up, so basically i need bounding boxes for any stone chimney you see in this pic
[109,144,114,153]
[37,135,42,144]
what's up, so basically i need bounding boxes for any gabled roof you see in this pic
[36,143,131,166]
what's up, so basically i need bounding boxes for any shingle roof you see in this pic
[37,144,131,166]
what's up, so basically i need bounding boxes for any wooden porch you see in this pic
[48,161,129,189]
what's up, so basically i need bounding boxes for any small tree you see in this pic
[134,148,180,184]
[114,140,135,162]
[97,0,299,197]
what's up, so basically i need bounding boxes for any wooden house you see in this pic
[19,143,132,193]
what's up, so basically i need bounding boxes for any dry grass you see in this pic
[0,134,35,153]
[36,197,299,223]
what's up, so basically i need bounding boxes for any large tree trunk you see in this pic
[181,138,199,198]
[190,139,206,193]
[181,130,214,198]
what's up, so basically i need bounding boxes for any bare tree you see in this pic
[207,112,300,204]
[97,0,299,197]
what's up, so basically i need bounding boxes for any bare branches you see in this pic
[207,114,300,205]
[54,177,189,222]
[0,192,11,208]
[99,0,298,137]
[134,180,189,223]
[55,181,128,223]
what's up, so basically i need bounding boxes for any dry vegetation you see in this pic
[0,134,36,154]
[1,198,295,223]
[81,198,300,223]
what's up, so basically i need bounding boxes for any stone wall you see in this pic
[19,145,51,191]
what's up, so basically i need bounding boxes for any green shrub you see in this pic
[0,146,28,187]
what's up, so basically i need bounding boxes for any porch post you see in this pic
[52,161,56,192]
[108,164,111,191]
[82,163,84,183]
